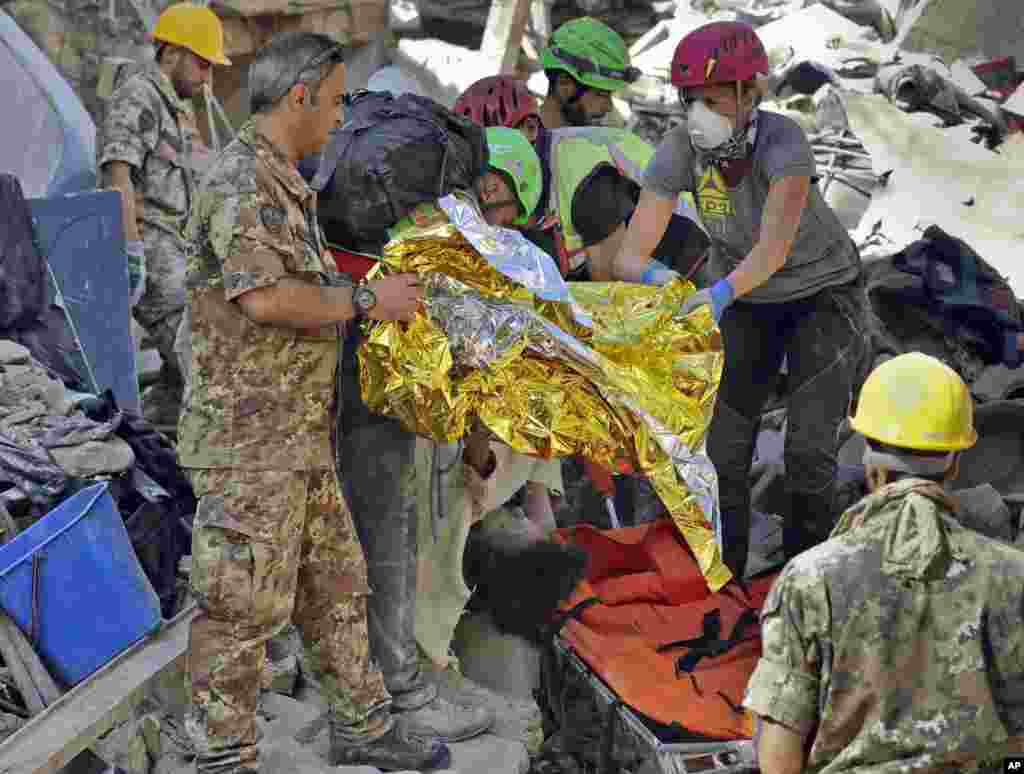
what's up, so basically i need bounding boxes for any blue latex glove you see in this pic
[639,258,681,287]
[126,240,146,307]
[1005,330,1023,369]
[679,278,735,323]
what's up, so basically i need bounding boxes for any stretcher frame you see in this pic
[553,635,758,774]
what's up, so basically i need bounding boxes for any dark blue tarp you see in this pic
[29,191,139,414]
[0,10,96,198]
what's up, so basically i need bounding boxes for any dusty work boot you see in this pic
[194,749,260,774]
[330,721,451,771]
[395,693,495,743]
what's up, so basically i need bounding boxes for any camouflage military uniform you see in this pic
[178,120,390,768]
[98,63,202,411]
[743,478,1024,773]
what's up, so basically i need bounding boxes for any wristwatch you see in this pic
[352,284,377,319]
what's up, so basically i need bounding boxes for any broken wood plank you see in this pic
[480,0,531,75]
[523,0,551,60]
[0,506,61,712]
[0,616,61,708]
[0,616,45,717]
[0,605,198,774]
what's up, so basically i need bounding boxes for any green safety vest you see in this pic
[545,127,704,269]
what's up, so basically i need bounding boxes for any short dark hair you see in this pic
[571,164,637,247]
[250,32,346,114]
[545,69,578,96]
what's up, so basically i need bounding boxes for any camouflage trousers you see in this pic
[185,468,392,764]
[135,229,185,386]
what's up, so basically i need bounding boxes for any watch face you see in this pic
[354,285,377,314]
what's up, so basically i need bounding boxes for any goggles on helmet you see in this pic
[549,47,641,85]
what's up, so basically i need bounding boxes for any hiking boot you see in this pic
[330,723,450,771]
[194,749,259,774]
[395,694,495,743]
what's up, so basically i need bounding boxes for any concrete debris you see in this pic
[757,4,881,67]
[0,712,25,742]
[49,437,135,477]
[0,341,31,366]
[452,610,541,703]
[0,340,144,505]
[842,93,1024,291]
[92,714,157,774]
[1005,81,1024,119]
[896,0,1024,67]
[951,484,1015,544]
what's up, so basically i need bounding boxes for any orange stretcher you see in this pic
[551,520,778,772]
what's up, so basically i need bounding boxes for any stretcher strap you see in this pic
[657,607,759,675]
[547,596,602,638]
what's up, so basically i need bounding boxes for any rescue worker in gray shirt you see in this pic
[611,21,865,580]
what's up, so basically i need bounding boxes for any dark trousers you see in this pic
[337,331,435,711]
[707,280,866,577]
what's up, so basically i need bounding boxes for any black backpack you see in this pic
[312,90,488,252]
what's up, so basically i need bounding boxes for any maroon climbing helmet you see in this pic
[670,20,769,90]
[454,76,541,131]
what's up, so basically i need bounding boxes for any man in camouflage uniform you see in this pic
[177,31,448,773]
[743,352,1024,774]
[99,3,230,428]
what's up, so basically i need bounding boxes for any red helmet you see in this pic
[671,21,769,90]
[454,76,540,130]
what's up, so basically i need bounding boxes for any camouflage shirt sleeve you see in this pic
[98,77,161,171]
[207,188,291,301]
[988,572,1024,735]
[742,568,822,736]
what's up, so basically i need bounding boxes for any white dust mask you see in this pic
[686,101,734,150]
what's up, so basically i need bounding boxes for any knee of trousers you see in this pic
[707,399,759,487]
[190,531,295,638]
[784,412,844,497]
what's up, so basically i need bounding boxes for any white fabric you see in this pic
[413,439,561,667]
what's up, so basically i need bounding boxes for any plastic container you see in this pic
[0,482,163,686]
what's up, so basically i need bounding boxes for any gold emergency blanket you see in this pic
[359,196,730,590]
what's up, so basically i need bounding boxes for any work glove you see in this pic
[679,278,735,324]
[126,240,146,307]
[1005,330,1024,369]
[639,258,681,287]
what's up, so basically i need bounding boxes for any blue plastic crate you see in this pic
[0,483,163,686]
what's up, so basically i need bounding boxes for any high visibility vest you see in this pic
[545,127,705,274]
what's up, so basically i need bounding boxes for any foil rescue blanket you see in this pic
[359,194,730,589]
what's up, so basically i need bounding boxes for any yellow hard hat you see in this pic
[152,3,231,66]
[850,352,977,452]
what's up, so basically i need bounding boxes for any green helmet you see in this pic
[485,126,542,225]
[540,17,640,93]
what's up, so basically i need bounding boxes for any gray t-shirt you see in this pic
[643,110,860,303]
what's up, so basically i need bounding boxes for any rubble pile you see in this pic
[0,340,134,510]
[416,0,675,43]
